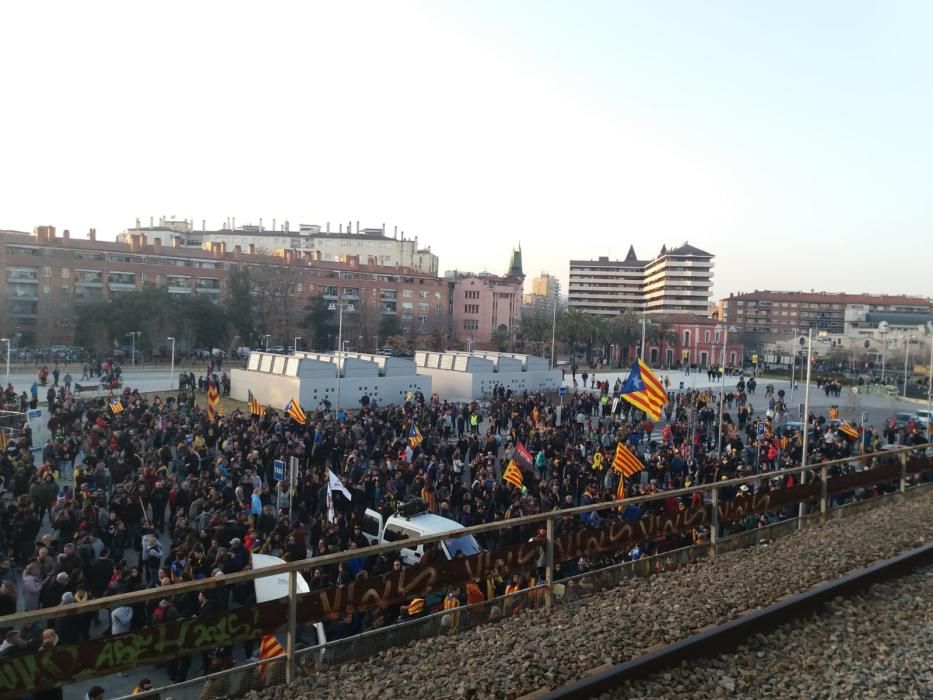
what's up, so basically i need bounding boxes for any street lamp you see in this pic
[798,327,814,530]
[903,333,914,396]
[293,336,302,353]
[167,337,175,390]
[328,302,355,413]
[126,331,141,367]
[879,321,889,383]
[1,338,9,385]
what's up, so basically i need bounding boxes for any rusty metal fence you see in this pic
[0,444,926,699]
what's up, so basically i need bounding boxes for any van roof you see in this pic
[391,512,464,535]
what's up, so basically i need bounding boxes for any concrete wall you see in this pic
[232,368,431,411]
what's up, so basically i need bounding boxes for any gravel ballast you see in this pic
[262,489,933,700]
[610,565,933,699]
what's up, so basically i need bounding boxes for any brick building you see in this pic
[0,226,450,348]
[448,248,525,348]
[720,290,932,334]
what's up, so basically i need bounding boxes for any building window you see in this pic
[43,267,52,278]
[403,289,414,297]
[464,304,479,314]
[61,285,70,295]
[419,303,429,311]
[704,330,710,343]
[684,330,691,346]
[419,315,429,324]
[61,268,70,278]
[463,319,479,330]
[295,283,303,292]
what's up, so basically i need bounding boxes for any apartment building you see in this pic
[568,243,714,316]
[720,290,932,334]
[1,226,449,346]
[120,219,439,275]
[522,272,560,312]
[447,248,525,347]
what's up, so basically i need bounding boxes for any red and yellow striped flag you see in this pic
[503,459,524,489]
[612,442,644,478]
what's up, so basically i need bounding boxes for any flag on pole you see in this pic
[0,429,8,451]
[839,422,860,440]
[284,398,307,424]
[615,475,625,501]
[248,390,265,417]
[206,382,219,422]
[618,359,666,420]
[503,459,524,489]
[327,468,352,500]
[408,423,423,448]
[109,397,124,414]
[513,442,534,471]
[258,634,285,679]
[612,442,645,478]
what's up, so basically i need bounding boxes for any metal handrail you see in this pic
[0,442,928,627]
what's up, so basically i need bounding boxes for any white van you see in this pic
[362,500,482,567]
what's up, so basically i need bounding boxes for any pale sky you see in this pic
[1,1,931,301]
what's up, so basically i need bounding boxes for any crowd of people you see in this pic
[0,366,928,698]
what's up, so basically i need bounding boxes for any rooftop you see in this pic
[725,290,931,306]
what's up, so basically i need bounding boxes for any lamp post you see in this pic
[879,321,888,383]
[903,334,914,396]
[264,334,271,351]
[1,338,9,385]
[640,307,647,359]
[167,337,175,390]
[798,328,813,529]
[715,324,730,458]
[789,327,798,403]
[926,323,932,437]
[549,292,558,370]
[126,331,141,367]
[328,302,354,412]
[294,336,302,353]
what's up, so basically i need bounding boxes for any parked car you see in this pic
[893,412,916,430]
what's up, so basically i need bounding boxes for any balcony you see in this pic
[74,272,104,286]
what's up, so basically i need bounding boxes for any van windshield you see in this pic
[443,534,481,558]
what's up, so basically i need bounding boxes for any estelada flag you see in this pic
[284,398,307,425]
[619,359,666,420]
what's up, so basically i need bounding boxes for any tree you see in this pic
[301,295,336,352]
[379,316,402,346]
[606,312,640,367]
[646,317,677,367]
[490,327,511,352]
[225,267,256,347]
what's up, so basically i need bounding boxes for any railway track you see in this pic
[538,543,933,700]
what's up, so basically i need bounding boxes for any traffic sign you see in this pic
[757,422,765,438]
[861,411,869,425]
[559,386,567,397]
[273,459,285,481]
[751,354,758,364]
[679,381,684,390]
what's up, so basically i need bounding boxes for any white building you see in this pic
[121,219,439,274]
[568,243,714,317]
